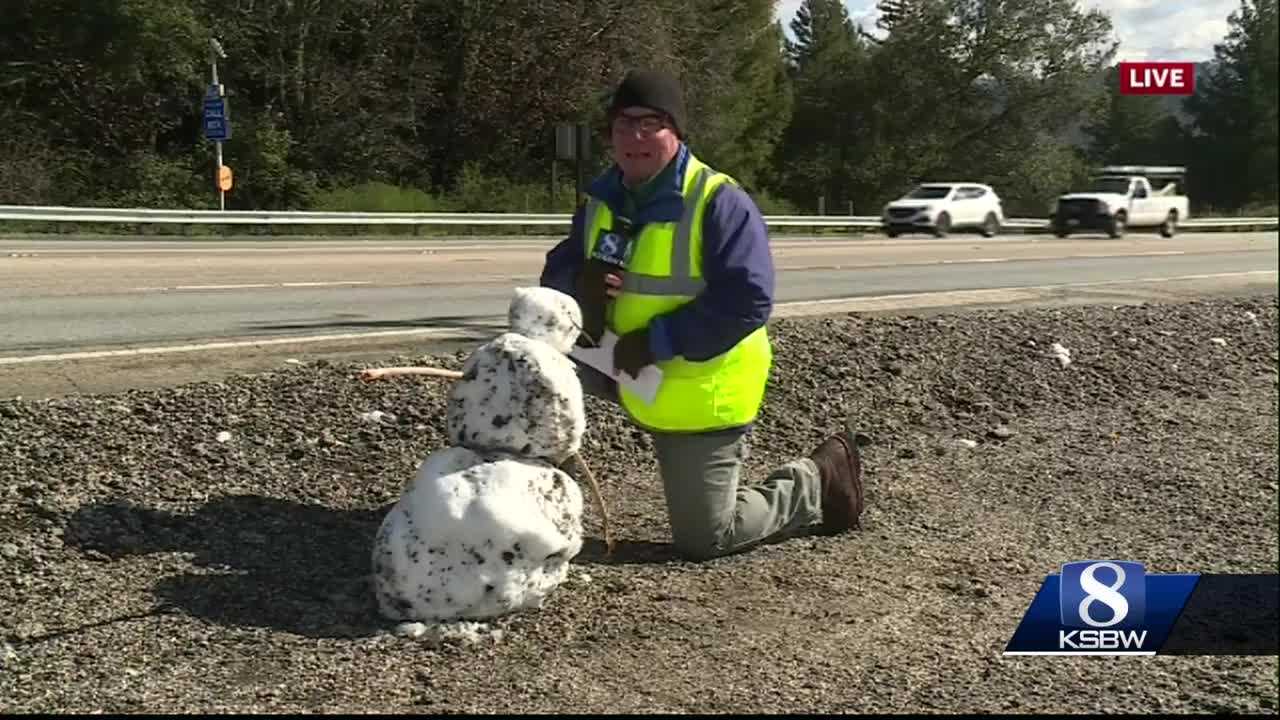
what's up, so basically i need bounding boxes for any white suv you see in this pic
[882,183,1005,238]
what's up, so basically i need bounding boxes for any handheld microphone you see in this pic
[591,216,635,270]
[591,217,633,299]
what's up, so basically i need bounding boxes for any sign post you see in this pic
[554,123,591,208]
[203,39,231,210]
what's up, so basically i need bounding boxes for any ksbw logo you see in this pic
[1057,561,1148,651]
[1003,559,1202,656]
[592,224,635,268]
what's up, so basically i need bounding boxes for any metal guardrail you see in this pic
[0,206,572,226]
[0,204,1275,230]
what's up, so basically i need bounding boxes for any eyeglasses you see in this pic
[611,113,668,137]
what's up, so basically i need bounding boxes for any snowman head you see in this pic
[445,287,586,462]
[506,286,583,354]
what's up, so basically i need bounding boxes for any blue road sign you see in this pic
[202,93,231,142]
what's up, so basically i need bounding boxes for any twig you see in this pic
[357,364,615,556]
[558,452,616,556]
[359,366,464,381]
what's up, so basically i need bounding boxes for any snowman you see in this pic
[366,287,609,623]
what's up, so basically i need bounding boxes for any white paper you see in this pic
[569,330,663,404]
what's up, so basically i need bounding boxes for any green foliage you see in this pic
[1085,67,1190,166]
[110,151,207,209]
[859,0,1116,200]
[226,116,320,211]
[749,188,802,215]
[449,162,583,213]
[0,128,63,205]
[0,0,1273,219]
[0,0,205,153]
[774,0,870,208]
[982,140,1094,217]
[310,182,449,213]
[676,0,793,190]
[1185,0,1278,210]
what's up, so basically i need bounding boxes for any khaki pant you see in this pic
[576,360,823,560]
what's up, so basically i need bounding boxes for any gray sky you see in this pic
[775,0,1235,63]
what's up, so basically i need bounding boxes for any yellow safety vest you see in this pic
[582,153,773,433]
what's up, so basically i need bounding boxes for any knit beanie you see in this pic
[607,69,687,138]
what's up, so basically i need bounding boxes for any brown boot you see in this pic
[809,421,868,533]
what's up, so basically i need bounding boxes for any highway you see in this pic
[1,231,1276,397]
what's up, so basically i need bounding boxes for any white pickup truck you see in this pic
[1050,166,1190,238]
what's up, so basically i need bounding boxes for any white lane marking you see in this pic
[767,270,1279,311]
[1074,270,1275,285]
[939,250,1186,265]
[174,283,272,290]
[1072,250,1186,258]
[774,288,1041,312]
[125,251,1195,291]
[281,281,372,288]
[0,326,498,366]
[134,280,373,292]
[10,244,558,254]
[782,250,1204,272]
[2,270,1275,366]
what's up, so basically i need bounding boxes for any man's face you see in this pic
[609,106,680,185]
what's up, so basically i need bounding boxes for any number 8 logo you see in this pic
[1077,561,1130,628]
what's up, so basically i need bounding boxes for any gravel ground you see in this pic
[1,295,1277,713]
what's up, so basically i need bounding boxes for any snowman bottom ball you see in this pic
[372,446,585,622]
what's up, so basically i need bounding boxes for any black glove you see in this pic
[575,258,614,343]
[613,328,654,378]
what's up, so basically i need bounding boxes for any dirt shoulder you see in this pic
[1,295,1277,713]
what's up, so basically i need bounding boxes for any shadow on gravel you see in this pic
[63,496,639,637]
[574,538,682,566]
[65,495,390,639]
[573,526,833,567]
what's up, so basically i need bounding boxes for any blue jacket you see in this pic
[539,144,775,363]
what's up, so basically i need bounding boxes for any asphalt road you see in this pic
[1,231,1276,397]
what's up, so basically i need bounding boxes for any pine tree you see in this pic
[850,0,1114,207]
[787,0,861,72]
[1085,66,1184,166]
[675,0,794,190]
[1186,0,1277,209]
[772,0,872,209]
